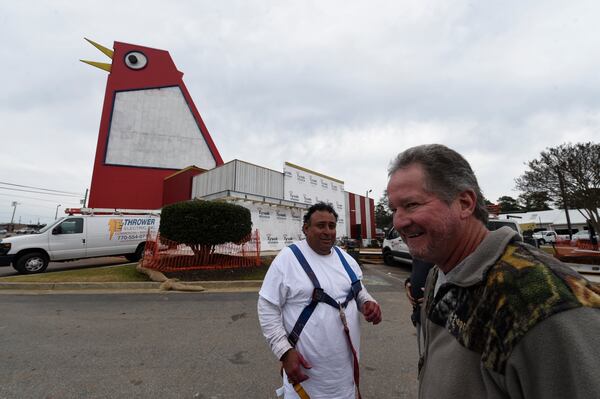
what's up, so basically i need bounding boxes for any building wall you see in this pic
[344,192,375,244]
[235,161,284,198]
[192,161,236,197]
[239,200,305,252]
[283,162,346,238]
[192,160,284,200]
[162,167,205,206]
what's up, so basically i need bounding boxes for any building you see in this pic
[82,39,375,249]
[190,160,375,251]
[502,209,599,234]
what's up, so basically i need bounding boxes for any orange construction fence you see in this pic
[552,239,600,264]
[140,230,261,272]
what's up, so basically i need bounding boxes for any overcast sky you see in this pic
[2,1,599,225]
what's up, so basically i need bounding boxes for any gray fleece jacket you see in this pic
[418,227,600,399]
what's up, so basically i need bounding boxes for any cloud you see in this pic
[1,1,599,224]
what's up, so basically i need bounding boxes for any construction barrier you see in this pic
[140,230,261,272]
[552,239,600,265]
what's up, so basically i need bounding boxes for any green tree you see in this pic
[375,190,393,229]
[159,200,252,263]
[515,142,600,234]
[518,191,552,211]
[497,196,523,213]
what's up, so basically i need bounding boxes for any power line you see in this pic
[0,187,82,198]
[0,181,83,196]
[0,192,72,204]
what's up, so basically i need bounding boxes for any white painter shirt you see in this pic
[258,239,373,399]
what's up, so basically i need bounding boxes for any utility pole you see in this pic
[10,201,19,232]
[81,188,89,208]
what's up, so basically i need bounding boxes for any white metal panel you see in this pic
[234,161,284,198]
[192,162,236,198]
[105,87,217,170]
[354,194,362,226]
[344,192,351,237]
[365,198,372,239]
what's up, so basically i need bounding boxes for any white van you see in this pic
[382,227,412,266]
[0,210,159,274]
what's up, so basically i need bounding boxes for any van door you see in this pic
[85,216,132,257]
[48,217,86,260]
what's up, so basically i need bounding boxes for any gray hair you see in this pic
[388,144,489,224]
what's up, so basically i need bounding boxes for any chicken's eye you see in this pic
[124,51,147,70]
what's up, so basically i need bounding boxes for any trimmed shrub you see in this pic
[159,200,252,262]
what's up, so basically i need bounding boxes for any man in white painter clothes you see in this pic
[258,202,382,398]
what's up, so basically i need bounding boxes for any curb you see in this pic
[0,280,263,292]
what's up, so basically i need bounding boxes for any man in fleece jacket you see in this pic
[386,143,600,399]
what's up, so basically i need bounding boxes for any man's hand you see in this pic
[405,280,424,307]
[281,348,312,385]
[362,301,382,324]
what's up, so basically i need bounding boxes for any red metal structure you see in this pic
[162,166,206,206]
[82,39,223,210]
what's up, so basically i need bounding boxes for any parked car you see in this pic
[570,230,599,245]
[531,230,569,245]
[14,228,38,235]
[381,227,412,266]
[0,228,7,235]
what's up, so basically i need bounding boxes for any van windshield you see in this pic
[37,217,65,234]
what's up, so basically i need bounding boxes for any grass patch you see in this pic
[0,255,277,283]
[0,264,151,283]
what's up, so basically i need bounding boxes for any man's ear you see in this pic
[302,223,308,234]
[457,189,477,219]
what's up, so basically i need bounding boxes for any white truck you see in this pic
[532,230,560,245]
[0,208,159,274]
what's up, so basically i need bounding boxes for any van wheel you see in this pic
[125,243,145,262]
[538,239,546,246]
[14,252,48,274]
[383,250,397,266]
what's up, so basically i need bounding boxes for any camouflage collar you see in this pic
[445,227,521,287]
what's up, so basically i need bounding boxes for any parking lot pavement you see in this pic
[0,268,420,398]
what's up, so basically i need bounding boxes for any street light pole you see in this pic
[55,204,62,220]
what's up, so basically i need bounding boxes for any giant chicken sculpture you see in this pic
[81,38,223,210]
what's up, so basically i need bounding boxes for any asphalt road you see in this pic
[0,262,419,399]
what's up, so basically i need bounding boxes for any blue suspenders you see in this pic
[287,243,362,347]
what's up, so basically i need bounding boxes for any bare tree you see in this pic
[515,142,600,234]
